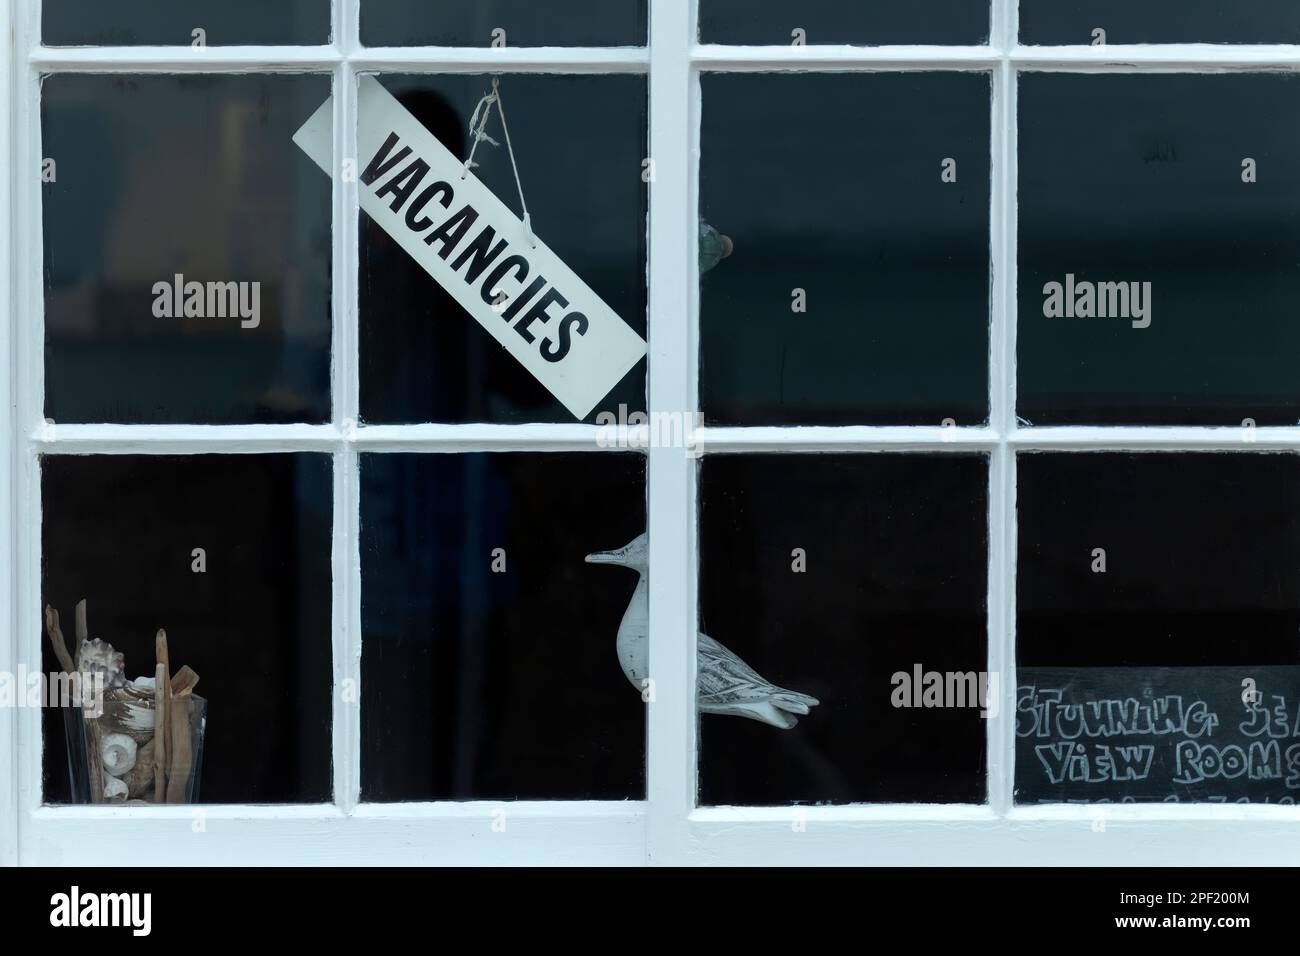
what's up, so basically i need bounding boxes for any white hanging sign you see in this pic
[293,76,647,419]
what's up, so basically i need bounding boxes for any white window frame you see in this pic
[6,0,1300,866]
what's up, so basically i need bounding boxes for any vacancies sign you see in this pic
[293,77,647,419]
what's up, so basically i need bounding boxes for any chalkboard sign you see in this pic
[1016,667,1300,804]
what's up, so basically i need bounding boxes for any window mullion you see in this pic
[978,0,1015,819]
[645,0,697,865]
[986,0,1019,816]
[0,0,17,867]
[15,0,44,851]
[331,0,361,814]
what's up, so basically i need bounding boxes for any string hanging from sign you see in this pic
[462,77,536,248]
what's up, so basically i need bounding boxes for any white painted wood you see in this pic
[695,43,1300,72]
[31,47,649,74]
[32,423,342,452]
[684,808,1300,866]
[331,0,362,816]
[23,803,645,866]
[31,422,613,452]
[985,0,1017,812]
[353,47,649,74]
[693,44,1000,71]
[1015,44,1300,71]
[30,46,341,72]
[353,423,613,451]
[699,425,999,452]
[14,0,43,858]
[645,0,697,867]
[0,0,16,868]
[1011,426,1300,450]
[40,423,1299,454]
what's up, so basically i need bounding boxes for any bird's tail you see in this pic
[721,689,820,729]
[770,688,820,716]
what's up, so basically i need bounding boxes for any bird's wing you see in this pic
[697,631,786,706]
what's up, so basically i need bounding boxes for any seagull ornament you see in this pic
[586,532,820,729]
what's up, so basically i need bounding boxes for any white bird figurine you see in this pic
[586,532,820,729]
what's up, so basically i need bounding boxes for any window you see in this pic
[6,0,1300,868]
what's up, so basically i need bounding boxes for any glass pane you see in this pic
[1018,74,1300,426]
[360,452,645,801]
[42,74,333,425]
[699,454,988,805]
[358,74,646,425]
[1017,452,1300,804]
[1021,0,1300,45]
[43,0,330,46]
[700,73,990,426]
[361,0,646,46]
[41,453,333,805]
[700,0,989,45]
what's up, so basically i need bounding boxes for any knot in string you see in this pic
[461,77,535,248]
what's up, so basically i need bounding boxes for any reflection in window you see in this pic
[359,75,646,425]
[42,74,333,425]
[700,0,988,46]
[1020,0,1300,45]
[699,454,988,805]
[43,0,330,46]
[360,452,645,801]
[1019,74,1300,425]
[700,73,990,426]
[41,453,334,804]
[1019,453,1300,669]
[361,0,647,47]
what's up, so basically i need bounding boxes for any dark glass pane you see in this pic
[361,0,646,46]
[1021,1,1300,45]
[1019,74,1300,426]
[43,0,329,46]
[701,0,988,45]
[359,74,646,425]
[41,453,333,804]
[360,452,645,801]
[1017,453,1300,804]
[700,73,990,426]
[699,454,988,805]
[42,74,332,425]
[1019,453,1300,668]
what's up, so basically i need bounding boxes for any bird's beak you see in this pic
[585,548,621,565]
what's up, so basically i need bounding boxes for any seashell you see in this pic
[103,774,128,801]
[122,738,156,799]
[77,638,126,691]
[117,699,157,735]
[100,733,137,775]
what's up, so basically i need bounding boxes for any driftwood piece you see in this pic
[42,606,76,675]
[74,599,88,642]
[85,718,105,804]
[152,663,167,802]
[123,737,156,799]
[155,630,171,797]
[166,699,194,803]
[170,666,199,697]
